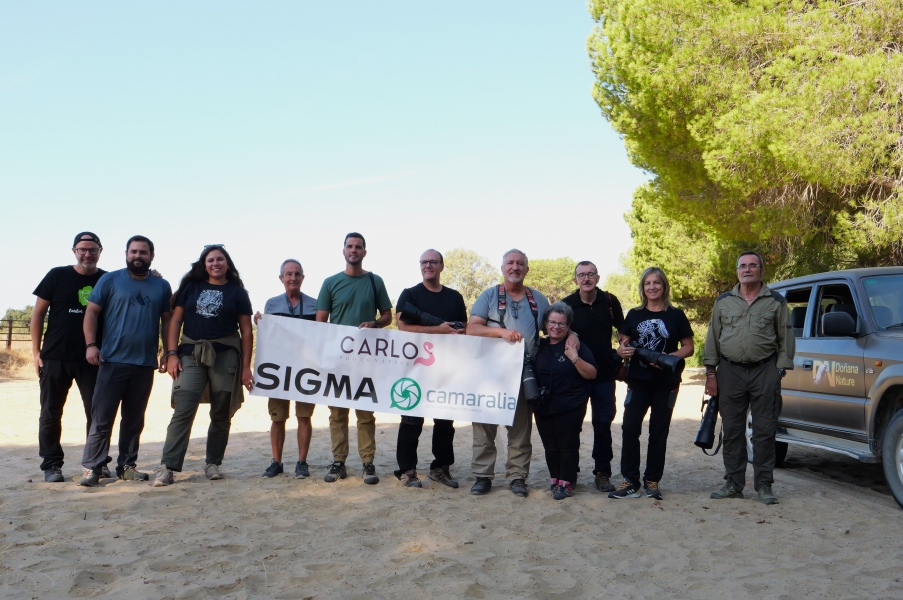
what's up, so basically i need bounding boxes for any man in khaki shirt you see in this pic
[703,251,795,505]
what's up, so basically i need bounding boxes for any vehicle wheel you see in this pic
[746,410,788,468]
[881,409,903,510]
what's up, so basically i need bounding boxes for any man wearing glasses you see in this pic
[393,249,467,488]
[31,232,110,482]
[561,261,625,493]
[704,251,795,505]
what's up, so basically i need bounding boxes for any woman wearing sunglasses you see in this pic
[531,301,597,500]
[153,245,254,487]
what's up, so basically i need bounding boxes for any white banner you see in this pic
[250,317,524,426]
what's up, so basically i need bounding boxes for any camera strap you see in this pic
[496,284,540,345]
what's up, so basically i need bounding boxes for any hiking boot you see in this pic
[608,481,641,499]
[78,468,102,487]
[399,469,422,488]
[262,459,283,478]
[101,465,113,479]
[428,467,459,489]
[470,477,492,495]
[152,465,174,487]
[756,485,779,505]
[43,467,64,483]
[645,481,663,500]
[509,478,529,498]
[324,462,347,483]
[362,462,379,484]
[294,461,310,479]
[120,465,149,481]
[553,483,574,500]
[204,463,223,480]
[594,473,616,493]
[710,482,744,500]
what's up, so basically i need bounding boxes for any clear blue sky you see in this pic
[0,2,648,314]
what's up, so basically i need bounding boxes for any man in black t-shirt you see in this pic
[31,232,110,483]
[561,261,624,493]
[394,249,468,489]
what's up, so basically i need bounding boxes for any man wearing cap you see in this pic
[254,259,318,479]
[31,232,110,482]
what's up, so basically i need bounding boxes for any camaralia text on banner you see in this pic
[250,317,524,426]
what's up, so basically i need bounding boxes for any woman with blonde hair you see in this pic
[609,267,693,500]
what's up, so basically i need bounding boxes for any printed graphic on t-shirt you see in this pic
[78,286,93,306]
[196,289,224,318]
[637,319,669,352]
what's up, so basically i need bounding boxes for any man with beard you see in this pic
[32,232,112,482]
[393,249,467,488]
[316,233,392,485]
[466,249,555,497]
[561,261,624,493]
[78,235,172,486]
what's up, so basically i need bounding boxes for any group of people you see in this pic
[32,231,794,505]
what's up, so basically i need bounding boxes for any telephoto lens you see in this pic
[522,356,541,403]
[632,345,686,375]
[694,395,719,450]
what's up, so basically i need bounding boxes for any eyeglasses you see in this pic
[74,248,101,256]
[420,260,441,267]
[737,263,760,270]
[575,272,597,280]
[547,320,568,328]
[204,244,225,250]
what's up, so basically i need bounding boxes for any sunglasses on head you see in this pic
[204,244,225,250]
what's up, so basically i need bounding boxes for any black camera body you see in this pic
[629,341,686,375]
[401,302,464,330]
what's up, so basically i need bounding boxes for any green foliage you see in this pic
[3,306,34,323]
[527,257,578,303]
[442,248,501,312]
[588,0,903,297]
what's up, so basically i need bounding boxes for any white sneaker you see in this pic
[204,463,223,480]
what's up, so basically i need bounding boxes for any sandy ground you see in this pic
[1,371,902,599]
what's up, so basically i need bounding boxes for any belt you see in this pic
[721,354,775,368]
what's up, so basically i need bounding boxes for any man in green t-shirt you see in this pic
[315,232,393,484]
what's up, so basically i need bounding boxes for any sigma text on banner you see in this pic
[251,317,524,426]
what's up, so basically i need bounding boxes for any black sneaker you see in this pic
[294,461,310,479]
[362,462,379,485]
[645,480,663,500]
[78,468,102,487]
[594,473,616,493]
[262,459,283,478]
[608,481,641,499]
[324,462,347,483]
[101,465,113,479]
[553,483,574,500]
[509,478,529,498]
[470,477,492,495]
[43,467,64,483]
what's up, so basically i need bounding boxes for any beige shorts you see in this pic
[268,398,316,421]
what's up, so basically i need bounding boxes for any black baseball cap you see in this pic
[73,232,102,248]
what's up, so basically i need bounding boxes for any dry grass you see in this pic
[0,348,34,380]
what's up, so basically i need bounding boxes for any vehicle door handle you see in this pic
[802,360,813,371]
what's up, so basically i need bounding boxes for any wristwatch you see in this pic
[85,342,98,349]
[165,350,179,357]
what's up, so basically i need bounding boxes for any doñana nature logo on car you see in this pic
[390,377,421,411]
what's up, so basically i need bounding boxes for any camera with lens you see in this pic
[400,302,464,330]
[694,395,721,454]
[629,341,686,375]
[521,355,544,405]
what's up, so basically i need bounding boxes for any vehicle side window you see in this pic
[814,283,857,337]
[862,274,903,330]
[783,287,812,338]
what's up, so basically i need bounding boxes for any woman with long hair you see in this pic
[153,245,253,487]
[609,267,693,500]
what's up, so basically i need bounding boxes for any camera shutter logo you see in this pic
[78,286,93,307]
[390,378,422,411]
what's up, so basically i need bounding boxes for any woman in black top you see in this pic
[610,267,693,500]
[153,245,254,487]
[532,301,597,500]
